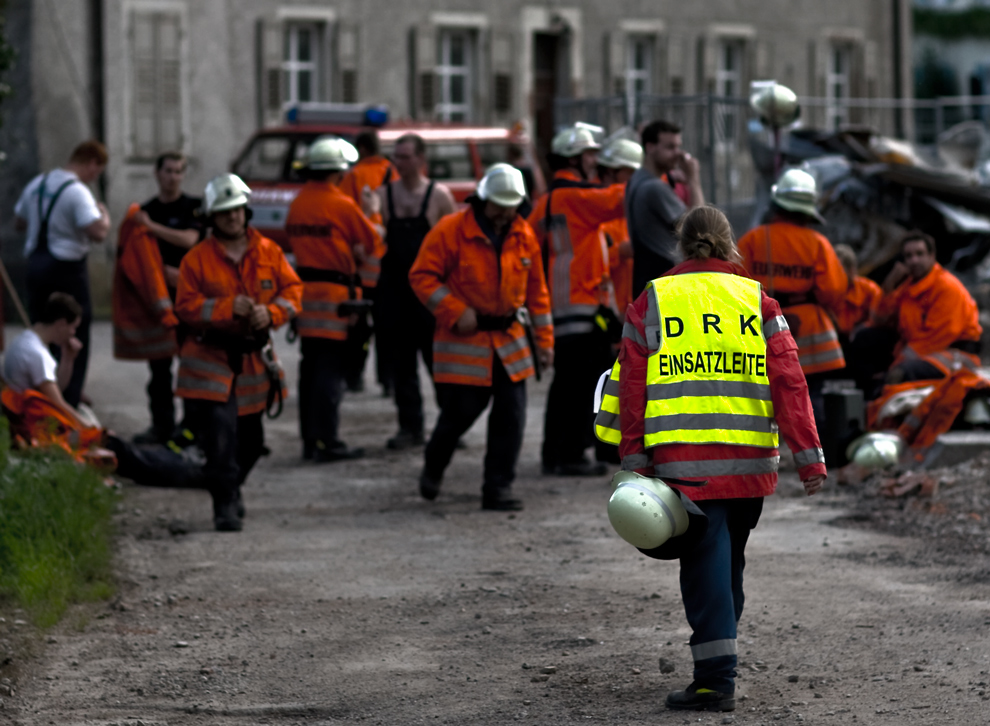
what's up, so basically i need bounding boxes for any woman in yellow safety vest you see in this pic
[596,205,826,713]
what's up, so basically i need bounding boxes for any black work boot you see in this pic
[212,489,243,532]
[665,683,735,712]
[387,429,424,450]
[419,470,442,501]
[481,489,524,511]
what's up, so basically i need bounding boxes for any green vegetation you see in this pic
[915,7,990,39]
[0,418,117,627]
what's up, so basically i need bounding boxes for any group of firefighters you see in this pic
[4,118,984,713]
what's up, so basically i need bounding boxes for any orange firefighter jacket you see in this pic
[835,275,882,336]
[898,368,990,451]
[409,206,554,387]
[340,155,395,289]
[600,217,634,320]
[738,221,847,375]
[285,181,379,341]
[112,204,179,360]
[1,387,104,463]
[875,262,982,364]
[526,169,625,337]
[175,229,302,416]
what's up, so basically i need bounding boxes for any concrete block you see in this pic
[921,431,990,469]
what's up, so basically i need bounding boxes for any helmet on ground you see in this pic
[598,139,643,170]
[771,168,824,223]
[477,163,527,207]
[607,471,690,549]
[750,82,800,127]
[551,125,601,157]
[845,432,905,470]
[305,136,359,171]
[204,173,252,215]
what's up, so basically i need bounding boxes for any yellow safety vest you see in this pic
[595,272,778,449]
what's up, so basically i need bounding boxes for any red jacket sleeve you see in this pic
[617,292,651,472]
[762,292,827,480]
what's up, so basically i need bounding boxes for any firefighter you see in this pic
[595,205,825,712]
[597,138,643,321]
[527,125,626,476]
[339,129,396,394]
[832,243,882,342]
[409,164,553,510]
[286,137,378,462]
[175,174,302,531]
[375,133,457,450]
[737,169,847,429]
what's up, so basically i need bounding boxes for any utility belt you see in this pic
[950,339,982,355]
[476,313,516,332]
[296,267,361,288]
[198,328,283,419]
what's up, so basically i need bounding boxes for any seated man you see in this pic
[846,231,982,398]
[2,292,205,488]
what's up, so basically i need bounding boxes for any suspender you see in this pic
[33,174,78,258]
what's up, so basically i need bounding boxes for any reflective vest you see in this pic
[596,272,778,449]
[112,204,179,360]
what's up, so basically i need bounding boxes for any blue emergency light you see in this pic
[285,103,389,127]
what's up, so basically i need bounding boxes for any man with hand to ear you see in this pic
[409,164,553,511]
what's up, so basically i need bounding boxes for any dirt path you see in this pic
[5,323,990,725]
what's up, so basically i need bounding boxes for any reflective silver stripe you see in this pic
[793,447,825,467]
[426,286,451,312]
[621,453,650,470]
[154,297,172,312]
[434,341,490,358]
[645,413,776,435]
[274,296,298,315]
[654,456,779,478]
[201,298,216,321]
[622,321,647,346]
[548,214,574,312]
[298,319,349,332]
[177,376,229,395]
[691,639,737,661]
[763,315,789,339]
[554,320,596,337]
[645,287,661,352]
[236,373,270,388]
[433,361,489,378]
[503,355,534,376]
[795,330,839,348]
[236,390,271,407]
[615,481,677,527]
[646,380,772,401]
[554,303,599,317]
[115,325,170,341]
[179,356,229,376]
[302,300,338,313]
[532,313,553,327]
[596,408,620,430]
[902,414,921,431]
[496,336,529,357]
[603,376,620,397]
[798,348,844,366]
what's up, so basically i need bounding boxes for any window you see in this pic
[283,23,322,105]
[715,40,744,144]
[625,35,654,98]
[130,9,184,158]
[436,29,473,121]
[233,136,292,182]
[827,45,852,131]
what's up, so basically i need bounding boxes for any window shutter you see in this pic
[336,22,358,102]
[158,13,182,151]
[132,12,156,158]
[492,30,514,119]
[131,10,183,159]
[494,74,511,114]
[416,24,436,118]
[256,18,283,126]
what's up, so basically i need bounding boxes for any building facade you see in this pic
[0,0,913,314]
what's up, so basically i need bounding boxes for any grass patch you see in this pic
[0,417,117,627]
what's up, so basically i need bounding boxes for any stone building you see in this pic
[0,0,913,314]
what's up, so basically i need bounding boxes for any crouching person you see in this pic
[175,174,302,531]
[595,206,825,712]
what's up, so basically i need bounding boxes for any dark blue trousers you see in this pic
[678,497,764,693]
[299,337,348,450]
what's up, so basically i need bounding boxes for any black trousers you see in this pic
[147,357,176,439]
[377,284,434,435]
[844,326,900,399]
[298,337,348,449]
[26,253,90,407]
[184,391,264,504]
[424,358,526,497]
[542,331,615,468]
[106,435,205,489]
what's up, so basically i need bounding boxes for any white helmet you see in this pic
[771,168,824,223]
[305,136,359,171]
[477,163,527,207]
[750,82,800,128]
[845,432,905,470]
[204,173,252,215]
[551,125,601,157]
[598,139,643,170]
[607,471,690,549]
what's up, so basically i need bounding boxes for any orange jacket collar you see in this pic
[903,262,943,296]
[460,205,528,245]
[553,169,584,183]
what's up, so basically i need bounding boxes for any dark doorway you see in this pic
[533,32,560,174]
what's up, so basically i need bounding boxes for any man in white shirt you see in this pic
[14,140,111,408]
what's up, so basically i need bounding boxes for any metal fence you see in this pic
[554,92,990,218]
